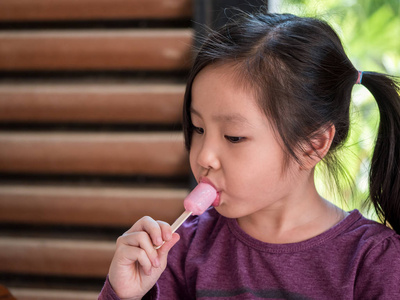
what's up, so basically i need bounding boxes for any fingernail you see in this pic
[157,237,163,245]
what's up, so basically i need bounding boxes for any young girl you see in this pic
[99,12,400,299]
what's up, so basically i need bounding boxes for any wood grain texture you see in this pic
[0,30,193,71]
[0,185,187,226]
[0,0,192,21]
[10,288,97,300]
[0,237,114,277]
[0,132,189,175]
[0,83,184,124]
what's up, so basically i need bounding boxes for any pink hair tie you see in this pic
[356,71,363,84]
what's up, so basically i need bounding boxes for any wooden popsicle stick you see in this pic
[171,210,192,233]
[154,210,192,249]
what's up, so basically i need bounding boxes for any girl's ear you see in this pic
[300,124,336,170]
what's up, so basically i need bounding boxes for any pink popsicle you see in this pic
[154,182,217,249]
[171,182,217,231]
[184,182,217,215]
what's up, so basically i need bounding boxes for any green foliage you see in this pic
[279,0,400,216]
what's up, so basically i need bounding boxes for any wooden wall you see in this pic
[0,1,192,298]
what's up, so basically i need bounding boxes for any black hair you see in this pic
[182,12,400,234]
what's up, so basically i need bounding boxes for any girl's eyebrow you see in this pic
[190,107,253,127]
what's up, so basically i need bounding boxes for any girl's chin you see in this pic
[213,206,242,219]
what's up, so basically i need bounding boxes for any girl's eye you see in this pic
[225,135,245,143]
[193,126,204,135]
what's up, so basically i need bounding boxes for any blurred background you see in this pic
[0,0,398,299]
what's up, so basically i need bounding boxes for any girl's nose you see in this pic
[196,139,221,171]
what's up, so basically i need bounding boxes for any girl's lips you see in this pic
[212,192,221,207]
[199,177,221,207]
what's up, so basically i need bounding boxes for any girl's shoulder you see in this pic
[343,210,400,252]
[347,212,400,297]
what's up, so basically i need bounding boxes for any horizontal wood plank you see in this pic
[0,30,193,71]
[0,132,188,175]
[0,237,113,277]
[10,288,98,300]
[0,0,192,22]
[0,83,184,124]
[0,185,187,226]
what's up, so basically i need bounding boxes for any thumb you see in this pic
[158,233,180,262]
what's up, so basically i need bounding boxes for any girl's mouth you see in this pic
[212,192,221,207]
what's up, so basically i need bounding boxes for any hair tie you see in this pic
[356,71,363,84]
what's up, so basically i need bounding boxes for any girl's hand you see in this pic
[108,216,180,300]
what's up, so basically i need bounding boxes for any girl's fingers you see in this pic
[114,233,179,277]
[116,216,179,272]
[118,232,160,268]
[158,233,180,258]
[156,220,173,243]
[116,244,153,276]
[128,216,165,247]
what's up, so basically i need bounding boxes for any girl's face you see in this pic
[189,64,304,220]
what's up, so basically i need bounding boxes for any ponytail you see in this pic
[361,72,400,234]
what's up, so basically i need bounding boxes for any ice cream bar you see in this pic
[154,182,217,249]
[184,182,217,215]
[171,182,217,232]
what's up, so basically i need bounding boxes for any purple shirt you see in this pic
[99,209,400,299]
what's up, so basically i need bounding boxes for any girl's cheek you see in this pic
[189,137,202,161]
[189,150,199,172]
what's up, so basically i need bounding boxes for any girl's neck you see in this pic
[236,187,347,244]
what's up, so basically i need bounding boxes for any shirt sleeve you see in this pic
[98,276,121,300]
[98,276,159,300]
[354,234,400,299]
